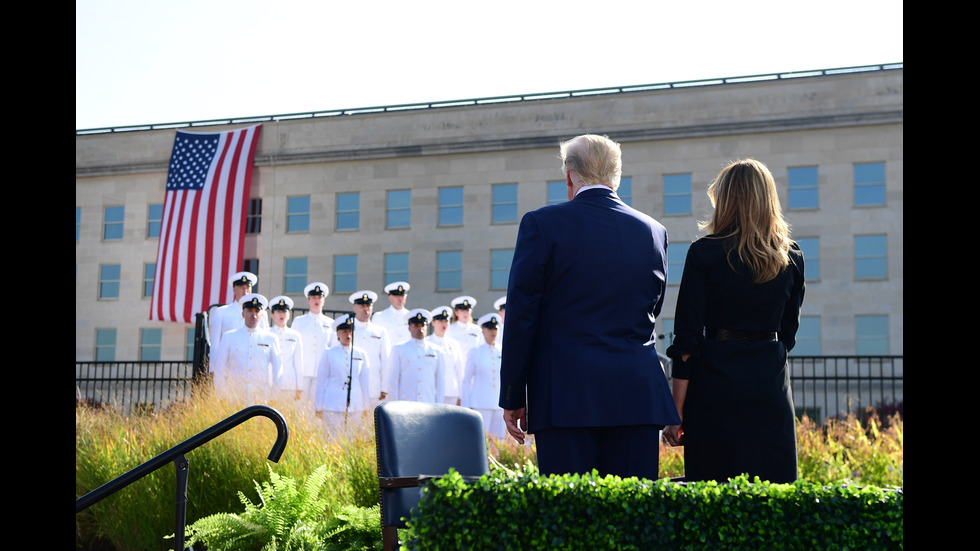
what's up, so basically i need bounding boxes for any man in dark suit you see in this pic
[499,134,680,479]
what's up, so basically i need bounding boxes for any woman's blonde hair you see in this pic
[700,159,791,283]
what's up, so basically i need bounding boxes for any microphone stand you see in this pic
[344,312,355,432]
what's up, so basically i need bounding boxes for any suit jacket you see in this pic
[498,187,680,432]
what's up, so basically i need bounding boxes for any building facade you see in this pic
[76,66,903,361]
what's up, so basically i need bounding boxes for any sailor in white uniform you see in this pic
[494,296,507,343]
[372,281,411,345]
[268,295,305,399]
[314,314,371,427]
[385,309,446,404]
[462,313,507,439]
[208,271,269,353]
[426,305,464,406]
[289,282,334,398]
[331,290,393,408]
[446,296,481,362]
[210,293,281,403]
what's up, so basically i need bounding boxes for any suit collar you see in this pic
[574,186,616,200]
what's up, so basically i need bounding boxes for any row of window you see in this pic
[96,231,889,303]
[93,312,891,361]
[95,249,517,301]
[659,314,891,356]
[94,327,195,361]
[76,162,887,242]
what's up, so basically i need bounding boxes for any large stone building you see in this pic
[76,64,903,362]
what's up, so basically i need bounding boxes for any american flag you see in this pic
[150,124,262,323]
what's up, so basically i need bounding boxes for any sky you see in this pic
[76,0,903,130]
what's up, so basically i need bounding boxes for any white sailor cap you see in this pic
[304,282,330,297]
[332,313,356,331]
[494,296,507,311]
[384,281,411,295]
[430,306,452,321]
[230,271,258,287]
[478,313,502,329]
[269,295,294,311]
[451,296,477,310]
[240,293,268,310]
[406,308,431,324]
[349,290,379,304]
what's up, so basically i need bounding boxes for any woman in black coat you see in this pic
[663,159,805,483]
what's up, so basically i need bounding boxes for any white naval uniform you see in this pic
[290,312,334,395]
[462,340,506,439]
[210,326,281,401]
[426,334,464,404]
[330,319,392,405]
[386,338,446,404]
[208,300,270,355]
[446,321,481,362]
[271,325,304,391]
[314,344,371,413]
[372,306,410,345]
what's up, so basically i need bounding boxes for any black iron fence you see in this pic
[77,355,903,421]
[789,355,903,423]
[75,361,198,414]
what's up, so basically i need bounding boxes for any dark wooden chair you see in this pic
[374,400,490,551]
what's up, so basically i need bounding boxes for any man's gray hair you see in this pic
[559,134,622,190]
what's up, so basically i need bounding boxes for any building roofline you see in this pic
[76,63,902,136]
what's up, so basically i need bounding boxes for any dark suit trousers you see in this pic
[534,425,663,480]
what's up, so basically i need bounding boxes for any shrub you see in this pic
[404,469,903,550]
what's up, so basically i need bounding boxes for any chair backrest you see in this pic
[375,401,489,529]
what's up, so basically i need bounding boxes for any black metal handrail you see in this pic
[75,405,289,550]
[76,63,903,135]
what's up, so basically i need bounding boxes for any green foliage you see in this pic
[174,464,381,551]
[75,385,379,551]
[404,469,903,550]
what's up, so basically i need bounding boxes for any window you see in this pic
[186,327,196,361]
[246,198,262,234]
[387,190,411,229]
[795,237,820,281]
[667,242,690,285]
[284,257,308,295]
[855,235,887,279]
[856,315,889,355]
[854,162,886,206]
[337,193,360,230]
[76,207,81,242]
[788,166,818,209]
[143,263,155,298]
[147,204,163,238]
[438,187,464,226]
[794,317,821,355]
[490,249,514,289]
[492,184,518,224]
[96,329,116,361]
[99,264,121,299]
[287,196,310,233]
[618,177,632,206]
[385,253,409,286]
[664,174,692,215]
[333,255,358,293]
[547,181,566,205]
[437,251,462,290]
[140,328,162,361]
[103,206,124,240]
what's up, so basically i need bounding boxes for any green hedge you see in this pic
[404,468,903,550]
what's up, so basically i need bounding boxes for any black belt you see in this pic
[706,328,777,342]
